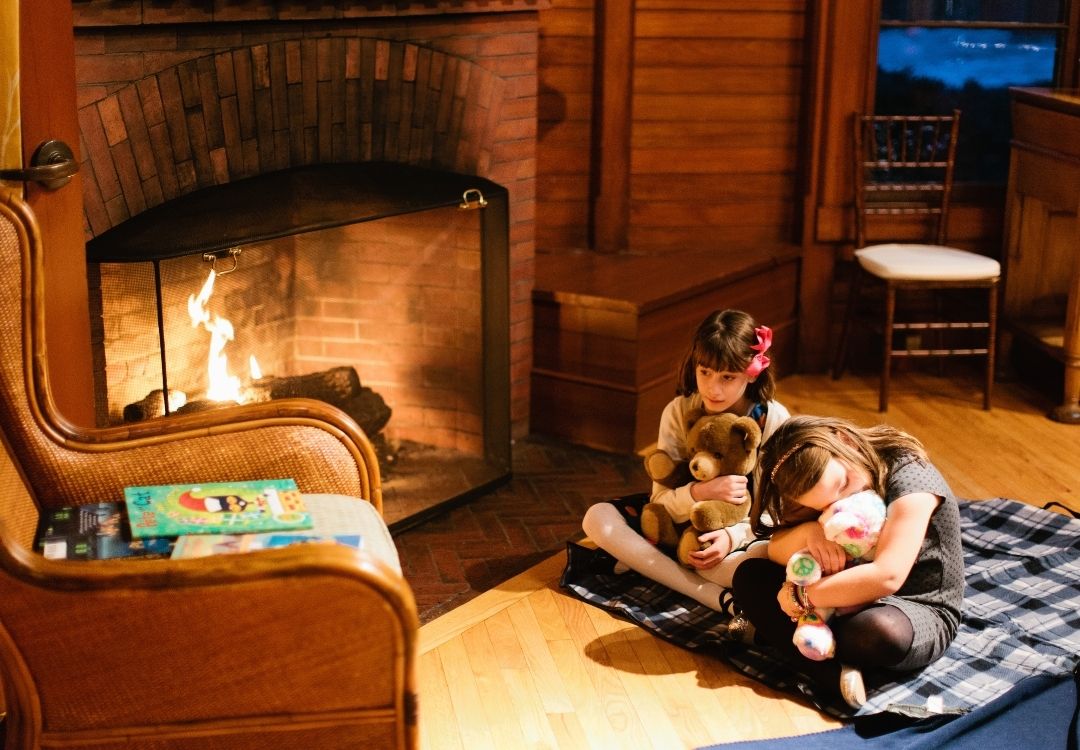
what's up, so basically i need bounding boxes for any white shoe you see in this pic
[839,665,866,709]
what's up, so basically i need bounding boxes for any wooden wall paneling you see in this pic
[1065,0,1080,88]
[1001,89,1080,422]
[531,3,808,450]
[795,1,833,371]
[628,2,808,253]
[797,0,877,372]
[591,1,634,254]
[808,0,877,236]
[537,1,594,252]
[536,1,812,255]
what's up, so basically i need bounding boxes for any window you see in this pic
[875,1,1069,183]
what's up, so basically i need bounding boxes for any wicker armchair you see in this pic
[0,194,418,749]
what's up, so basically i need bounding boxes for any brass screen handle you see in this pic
[0,140,79,190]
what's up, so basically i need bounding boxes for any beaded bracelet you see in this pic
[785,582,807,621]
[795,584,813,612]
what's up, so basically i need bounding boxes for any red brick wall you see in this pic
[73,3,539,435]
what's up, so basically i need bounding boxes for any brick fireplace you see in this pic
[72,1,540,526]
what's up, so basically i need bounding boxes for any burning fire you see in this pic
[187,269,261,403]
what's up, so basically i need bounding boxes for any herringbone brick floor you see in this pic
[393,434,647,624]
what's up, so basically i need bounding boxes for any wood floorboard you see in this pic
[410,371,1080,749]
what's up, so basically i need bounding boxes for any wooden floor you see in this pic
[416,370,1080,750]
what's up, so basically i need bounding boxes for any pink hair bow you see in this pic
[745,325,772,378]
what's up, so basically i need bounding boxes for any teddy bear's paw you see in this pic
[690,500,750,531]
[640,503,679,548]
[676,529,703,568]
[643,451,677,481]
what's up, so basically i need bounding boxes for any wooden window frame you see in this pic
[806,0,1079,247]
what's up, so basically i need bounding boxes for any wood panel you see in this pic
[627,225,800,252]
[537,2,594,251]
[536,2,809,254]
[20,1,97,427]
[635,66,803,95]
[531,246,799,452]
[628,4,806,252]
[1001,88,1080,423]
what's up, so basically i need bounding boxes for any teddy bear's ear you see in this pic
[732,417,762,453]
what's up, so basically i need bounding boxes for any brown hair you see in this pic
[675,309,776,403]
[750,415,927,537]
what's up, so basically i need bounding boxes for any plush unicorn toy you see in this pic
[786,490,887,661]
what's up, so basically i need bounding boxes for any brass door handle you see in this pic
[0,140,79,190]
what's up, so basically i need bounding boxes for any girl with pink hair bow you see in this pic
[582,309,790,610]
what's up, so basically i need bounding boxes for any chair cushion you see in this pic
[303,494,402,573]
[855,243,1001,281]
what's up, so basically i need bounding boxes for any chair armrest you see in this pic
[0,539,417,741]
[27,397,384,513]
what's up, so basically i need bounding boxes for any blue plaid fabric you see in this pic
[560,498,1080,720]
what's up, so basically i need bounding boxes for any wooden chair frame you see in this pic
[0,193,418,750]
[833,111,998,411]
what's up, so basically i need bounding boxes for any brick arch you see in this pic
[78,38,505,238]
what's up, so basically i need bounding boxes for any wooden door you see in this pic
[5,0,95,426]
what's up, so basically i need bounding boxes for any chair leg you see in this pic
[984,280,998,410]
[880,284,896,412]
[832,264,863,380]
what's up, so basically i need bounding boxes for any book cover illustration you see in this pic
[124,479,312,539]
[169,494,369,559]
[35,502,175,560]
[171,532,363,559]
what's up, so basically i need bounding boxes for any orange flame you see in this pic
[187,269,261,403]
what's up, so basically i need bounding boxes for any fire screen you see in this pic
[86,163,510,529]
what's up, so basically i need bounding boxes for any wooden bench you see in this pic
[531,245,801,453]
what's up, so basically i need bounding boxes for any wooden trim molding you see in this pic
[591,0,635,253]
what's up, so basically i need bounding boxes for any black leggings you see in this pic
[732,558,915,695]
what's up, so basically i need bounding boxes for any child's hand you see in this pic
[693,474,749,505]
[777,581,803,619]
[803,523,847,575]
[685,528,732,570]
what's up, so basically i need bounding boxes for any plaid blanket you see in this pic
[560,498,1080,720]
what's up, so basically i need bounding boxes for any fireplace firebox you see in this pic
[86,161,510,530]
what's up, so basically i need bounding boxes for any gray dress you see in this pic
[879,455,964,670]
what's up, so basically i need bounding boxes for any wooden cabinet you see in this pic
[1003,88,1080,423]
[531,246,800,453]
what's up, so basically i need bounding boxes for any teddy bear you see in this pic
[786,489,887,661]
[638,410,762,568]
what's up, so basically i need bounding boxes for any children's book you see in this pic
[35,502,176,560]
[170,532,362,559]
[124,479,312,539]
[169,494,369,559]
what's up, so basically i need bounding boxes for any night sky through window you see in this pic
[876,27,1058,182]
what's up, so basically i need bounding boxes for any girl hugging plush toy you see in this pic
[786,490,887,661]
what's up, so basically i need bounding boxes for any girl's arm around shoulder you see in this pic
[805,491,941,609]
